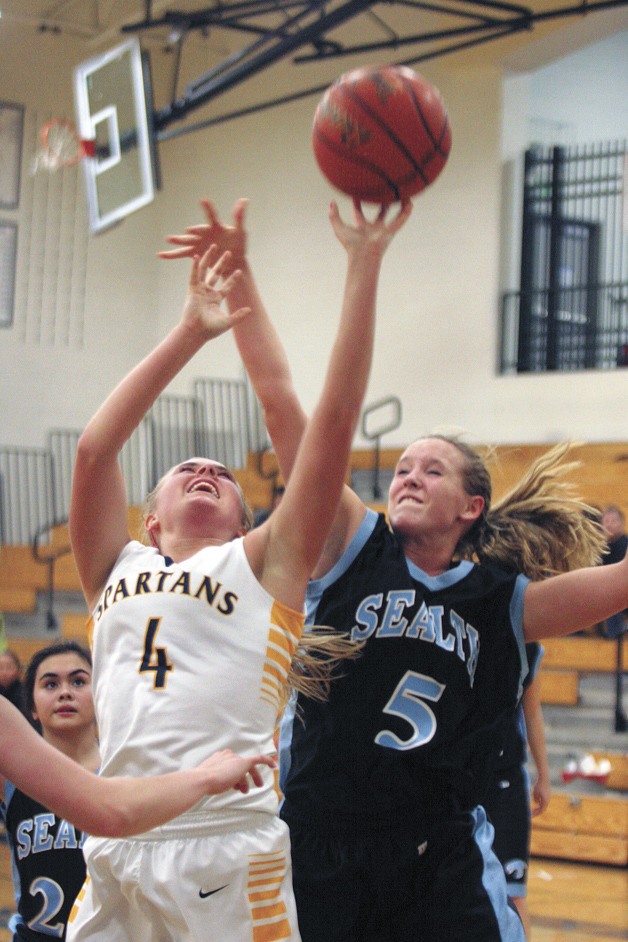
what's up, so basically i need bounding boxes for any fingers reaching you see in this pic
[199,198,220,227]
[390,198,413,231]
[329,196,413,251]
[231,197,249,229]
[158,236,201,259]
[233,758,272,793]
[159,198,249,264]
[201,749,277,795]
[185,246,251,336]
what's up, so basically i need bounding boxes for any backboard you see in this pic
[73,38,160,234]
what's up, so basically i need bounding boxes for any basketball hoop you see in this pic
[31,118,96,174]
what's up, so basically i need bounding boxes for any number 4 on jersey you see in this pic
[140,618,173,688]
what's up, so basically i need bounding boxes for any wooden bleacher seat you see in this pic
[4,636,50,666]
[0,545,49,592]
[531,792,628,866]
[0,587,37,614]
[590,752,628,792]
[541,636,626,674]
[538,669,580,706]
[533,634,627,866]
[61,613,91,644]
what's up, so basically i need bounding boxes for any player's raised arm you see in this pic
[70,249,249,611]
[241,199,412,610]
[160,199,308,482]
[160,198,412,579]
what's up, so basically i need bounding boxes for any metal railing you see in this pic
[501,281,628,373]
[32,516,72,631]
[358,395,403,501]
[501,139,626,374]
[0,376,262,546]
[0,446,57,546]
[0,382,396,546]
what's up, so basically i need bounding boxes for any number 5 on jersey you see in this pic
[140,618,173,688]
[375,670,445,751]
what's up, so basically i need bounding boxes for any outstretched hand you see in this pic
[329,198,413,257]
[160,198,248,272]
[183,246,250,339]
[199,748,277,794]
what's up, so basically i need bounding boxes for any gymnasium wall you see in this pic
[0,19,626,454]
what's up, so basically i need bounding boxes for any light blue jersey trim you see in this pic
[405,557,475,589]
[472,805,527,941]
[506,883,527,900]
[510,576,530,702]
[2,781,22,933]
[278,693,297,798]
[2,778,15,810]
[305,507,378,622]
[305,508,477,619]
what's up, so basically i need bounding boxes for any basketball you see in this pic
[312,65,452,204]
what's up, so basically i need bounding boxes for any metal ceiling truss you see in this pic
[119,0,628,138]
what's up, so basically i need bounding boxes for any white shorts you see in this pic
[66,811,302,942]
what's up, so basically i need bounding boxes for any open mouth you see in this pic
[189,480,219,498]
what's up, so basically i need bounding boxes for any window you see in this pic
[501,143,627,373]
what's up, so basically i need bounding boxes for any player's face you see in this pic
[388,438,481,540]
[31,653,95,736]
[151,458,246,543]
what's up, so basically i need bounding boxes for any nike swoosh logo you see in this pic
[199,885,229,899]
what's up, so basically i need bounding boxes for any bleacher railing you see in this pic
[0,376,265,546]
[501,281,628,373]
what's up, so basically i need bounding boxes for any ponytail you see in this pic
[470,441,605,579]
[281,627,363,712]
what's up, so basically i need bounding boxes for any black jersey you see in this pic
[1,781,87,941]
[280,510,528,826]
[493,642,543,772]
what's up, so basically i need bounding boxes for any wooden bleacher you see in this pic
[60,612,91,643]
[539,669,580,706]
[0,586,37,614]
[348,440,628,520]
[542,636,626,674]
[531,633,627,866]
[530,791,628,866]
[3,635,52,666]
[1,439,626,603]
[538,636,626,707]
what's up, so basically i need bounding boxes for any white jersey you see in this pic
[91,539,304,819]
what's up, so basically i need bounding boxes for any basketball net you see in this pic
[31,118,96,174]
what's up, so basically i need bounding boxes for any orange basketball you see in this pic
[312,65,452,204]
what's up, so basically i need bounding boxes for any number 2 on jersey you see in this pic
[375,670,445,751]
[140,617,173,688]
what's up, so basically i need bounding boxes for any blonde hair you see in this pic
[280,626,363,712]
[426,436,606,579]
